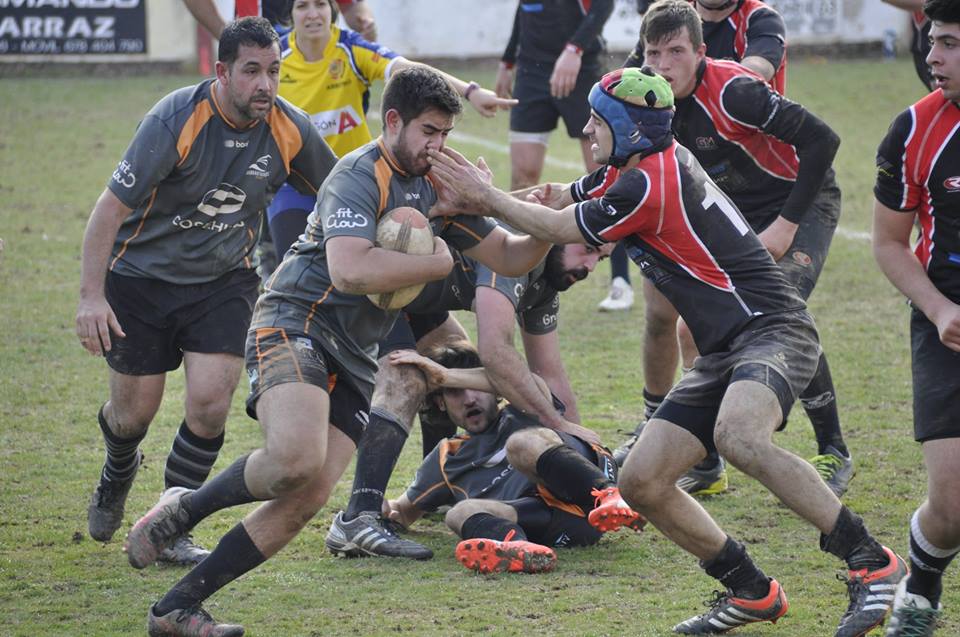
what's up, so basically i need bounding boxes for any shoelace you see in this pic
[704,590,730,610]
[896,602,939,636]
[837,572,867,616]
[502,529,517,543]
[812,454,843,481]
[175,606,214,625]
[590,487,617,509]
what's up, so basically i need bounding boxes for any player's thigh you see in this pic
[776,182,841,300]
[182,351,244,415]
[911,308,960,442]
[643,278,680,333]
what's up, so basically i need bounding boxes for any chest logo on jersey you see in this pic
[280,72,296,84]
[224,139,249,149]
[328,59,345,80]
[325,207,369,229]
[696,136,719,150]
[310,106,362,137]
[197,183,247,217]
[246,155,272,179]
[405,192,421,201]
[942,176,960,192]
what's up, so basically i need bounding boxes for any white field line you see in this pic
[370,112,873,242]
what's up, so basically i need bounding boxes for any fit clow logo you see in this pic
[197,183,247,216]
[325,207,369,229]
[112,160,136,188]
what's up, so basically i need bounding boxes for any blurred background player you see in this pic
[265,0,516,262]
[613,0,855,500]
[184,0,378,41]
[76,17,337,567]
[874,2,960,633]
[383,343,641,574]
[882,0,936,90]
[326,240,609,559]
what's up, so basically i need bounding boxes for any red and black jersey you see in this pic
[875,91,960,304]
[502,0,614,67]
[626,0,786,94]
[573,142,806,354]
[672,59,839,229]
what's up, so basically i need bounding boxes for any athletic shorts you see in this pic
[104,269,259,375]
[378,311,451,356]
[244,327,370,445]
[911,308,960,442]
[773,181,841,300]
[507,433,615,548]
[657,310,821,454]
[509,61,603,139]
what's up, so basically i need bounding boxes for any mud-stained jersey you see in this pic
[573,142,806,354]
[875,90,960,304]
[278,25,399,157]
[251,140,497,394]
[107,79,336,284]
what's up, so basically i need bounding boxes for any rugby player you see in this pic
[874,2,960,633]
[426,66,906,636]
[123,66,551,636]
[75,17,337,566]
[882,0,935,90]
[325,240,610,559]
[383,343,641,574]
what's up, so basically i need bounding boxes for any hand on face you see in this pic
[426,147,494,217]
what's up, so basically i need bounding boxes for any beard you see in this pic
[543,245,588,292]
[393,127,431,176]
[233,90,273,123]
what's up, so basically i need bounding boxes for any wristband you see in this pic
[500,61,515,70]
[463,81,480,101]
[565,43,583,56]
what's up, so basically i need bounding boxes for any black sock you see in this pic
[535,444,610,514]
[460,512,526,541]
[820,506,888,571]
[642,389,665,422]
[98,404,145,483]
[164,420,224,490]
[702,537,770,600]
[800,353,848,456]
[154,522,266,616]
[344,409,408,520]
[418,405,456,458]
[693,451,722,472]
[907,509,959,606]
[181,454,257,528]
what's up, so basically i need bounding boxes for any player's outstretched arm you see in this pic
[428,148,585,245]
[388,350,495,393]
[391,59,518,118]
[522,330,580,424]
[76,188,130,356]
[510,182,575,210]
[326,235,454,295]
[873,200,960,351]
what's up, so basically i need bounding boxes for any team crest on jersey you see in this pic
[328,59,345,80]
[696,136,718,150]
[246,155,272,179]
[943,176,960,192]
[280,72,296,84]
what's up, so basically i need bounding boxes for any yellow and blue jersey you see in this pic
[278,25,400,158]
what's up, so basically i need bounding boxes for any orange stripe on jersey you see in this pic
[176,100,216,167]
[437,438,470,500]
[268,107,304,176]
[303,283,335,332]
[376,138,409,176]
[373,156,393,217]
[442,219,484,242]
[111,188,158,270]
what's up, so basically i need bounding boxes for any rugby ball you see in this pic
[367,206,435,310]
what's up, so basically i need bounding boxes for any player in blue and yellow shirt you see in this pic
[267,0,516,259]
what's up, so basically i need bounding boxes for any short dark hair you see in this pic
[381,66,463,124]
[281,0,340,29]
[428,340,482,372]
[925,0,960,22]
[641,0,704,49]
[218,16,280,66]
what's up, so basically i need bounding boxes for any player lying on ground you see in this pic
[382,342,643,574]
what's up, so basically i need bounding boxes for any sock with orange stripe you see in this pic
[535,444,611,513]
[702,536,771,600]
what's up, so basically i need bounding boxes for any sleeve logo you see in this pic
[112,160,136,188]
[325,207,369,229]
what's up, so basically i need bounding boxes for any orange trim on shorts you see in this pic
[176,100,216,167]
[536,485,586,518]
[255,327,304,384]
[267,107,304,176]
[111,188,158,270]
[303,283,335,332]
[327,372,337,393]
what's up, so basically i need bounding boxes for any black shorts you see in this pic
[911,308,960,442]
[378,311,451,356]
[510,61,603,138]
[507,434,615,548]
[104,269,259,375]
[773,180,841,300]
[244,328,370,446]
[657,311,821,454]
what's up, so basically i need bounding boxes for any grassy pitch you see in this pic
[0,57,955,636]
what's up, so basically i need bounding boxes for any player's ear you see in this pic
[384,108,404,135]
[432,394,446,412]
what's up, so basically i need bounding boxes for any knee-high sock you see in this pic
[344,409,408,520]
[164,419,224,490]
[98,405,145,483]
[800,352,848,456]
[535,444,610,514]
[907,509,959,606]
